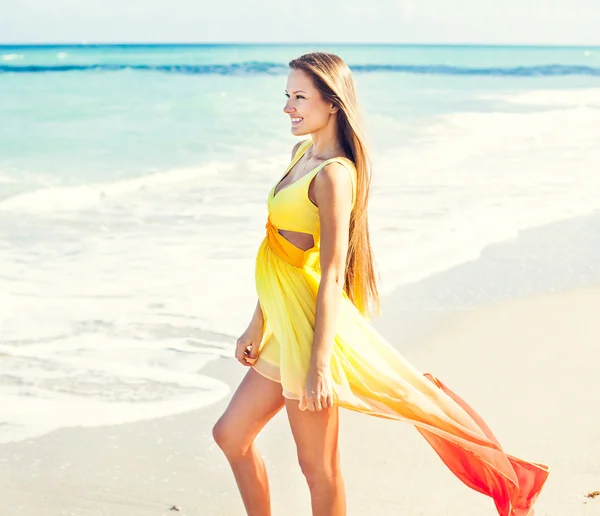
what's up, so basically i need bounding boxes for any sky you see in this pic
[1,0,600,46]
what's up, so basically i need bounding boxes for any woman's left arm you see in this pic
[305,162,354,412]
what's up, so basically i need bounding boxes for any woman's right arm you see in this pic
[248,299,264,330]
[236,141,302,365]
[235,300,264,366]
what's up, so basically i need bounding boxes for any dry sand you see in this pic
[1,285,599,515]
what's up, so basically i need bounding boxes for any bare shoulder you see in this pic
[314,161,354,197]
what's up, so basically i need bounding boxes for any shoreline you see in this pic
[1,210,600,514]
[1,208,600,446]
[1,284,599,515]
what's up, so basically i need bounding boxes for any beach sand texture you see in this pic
[1,282,598,515]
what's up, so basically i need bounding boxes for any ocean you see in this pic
[1,43,599,443]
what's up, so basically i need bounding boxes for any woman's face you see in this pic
[283,68,334,136]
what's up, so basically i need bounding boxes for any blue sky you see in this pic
[1,0,599,45]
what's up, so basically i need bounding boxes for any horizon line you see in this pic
[1,41,600,48]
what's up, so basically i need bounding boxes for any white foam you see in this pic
[482,87,600,108]
[0,336,230,444]
[1,54,23,61]
[0,155,279,443]
[2,87,599,443]
[0,161,231,213]
[368,99,600,292]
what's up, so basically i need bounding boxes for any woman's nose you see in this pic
[283,100,295,113]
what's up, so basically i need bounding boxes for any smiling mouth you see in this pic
[291,117,303,125]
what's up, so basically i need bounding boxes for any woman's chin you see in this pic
[291,126,308,136]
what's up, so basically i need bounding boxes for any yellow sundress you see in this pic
[252,138,549,516]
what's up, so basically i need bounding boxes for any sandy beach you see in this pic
[2,205,600,516]
[1,274,599,515]
[3,38,600,516]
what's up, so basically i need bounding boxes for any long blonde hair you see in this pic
[288,52,380,318]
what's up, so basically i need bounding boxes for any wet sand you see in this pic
[1,282,599,515]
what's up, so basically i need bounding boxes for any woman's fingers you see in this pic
[244,348,256,365]
[306,392,334,411]
[306,393,314,412]
[245,341,258,365]
[306,394,324,412]
[235,339,243,363]
[235,338,252,366]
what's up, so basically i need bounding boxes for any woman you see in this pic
[212,52,549,516]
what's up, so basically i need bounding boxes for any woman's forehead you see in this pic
[286,69,313,90]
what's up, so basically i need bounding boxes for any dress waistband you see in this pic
[265,217,319,269]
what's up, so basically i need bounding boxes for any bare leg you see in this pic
[285,399,346,516]
[212,368,284,516]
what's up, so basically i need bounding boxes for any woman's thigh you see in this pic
[213,368,285,451]
[285,398,341,473]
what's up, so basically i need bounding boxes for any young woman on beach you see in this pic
[212,51,549,516]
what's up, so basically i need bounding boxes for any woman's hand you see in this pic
[235,321,262,367]
[305,366,334,412]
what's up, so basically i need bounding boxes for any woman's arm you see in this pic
[248,299,264,330]
[235,299,264,366]
[305,161,354,410]
[237,142,304,367]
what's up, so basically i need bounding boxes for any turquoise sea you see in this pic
[1,43,599,442]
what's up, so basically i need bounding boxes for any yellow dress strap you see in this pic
[293,139,313,160]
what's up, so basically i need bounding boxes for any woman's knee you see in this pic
[297,451,341,488]
[212,368,284,459]
[212,416,249,459]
